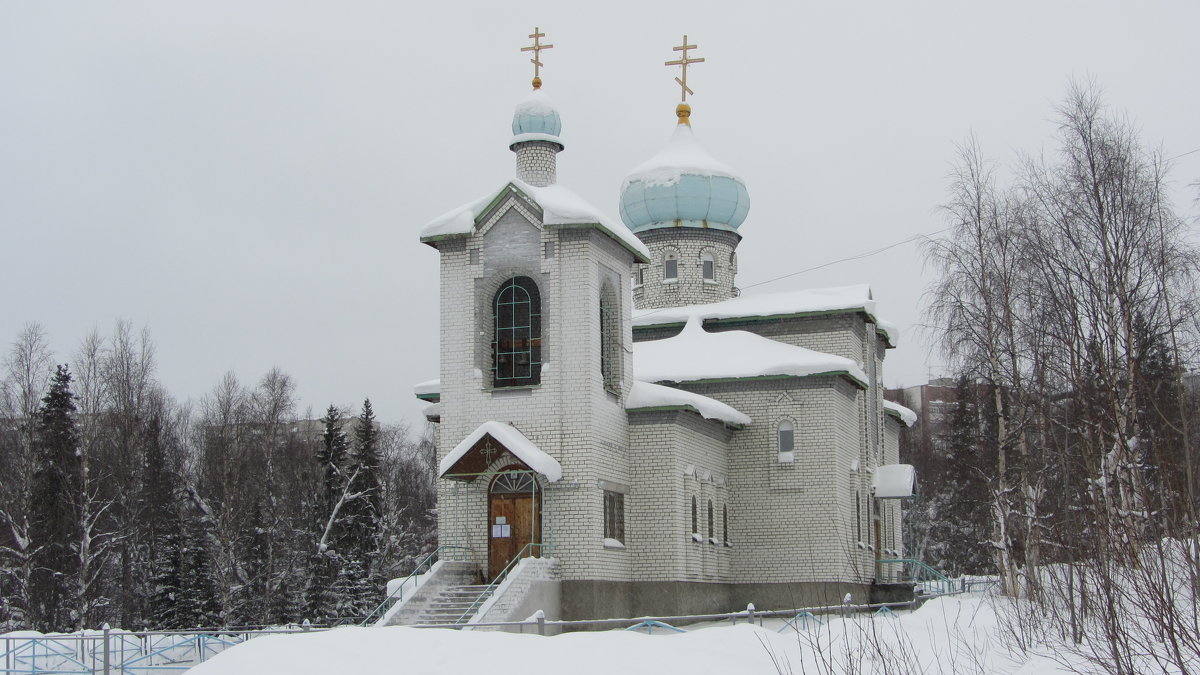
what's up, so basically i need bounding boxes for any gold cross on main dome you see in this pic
[666,35,705,102]
[521,26,554,88]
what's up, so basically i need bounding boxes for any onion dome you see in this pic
[619,109,749,234]
[510,86,563,150]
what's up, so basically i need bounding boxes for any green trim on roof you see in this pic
[651,370,867,390]
[415,393,440,403]
[625,404,747,428]
[633,309,896,349]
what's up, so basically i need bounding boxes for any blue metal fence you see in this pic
[0,625,328,675]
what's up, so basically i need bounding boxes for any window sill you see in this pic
[708,537,720,545]
[603,538,626,550]
[703,279,718,285]
[691,532,703,543]
[662,279,678,285]
[778,452,795,464]
[489,385,539,398]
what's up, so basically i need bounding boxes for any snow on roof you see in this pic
[438,421,562,482]
[621,122,742,189]
[633,317,868,387]
[420,180,651,262]
[414,378,440,397]
[626,381,751,427]
[513,89,557,117]
[632,284,899,346]
[872,464,916,499]
[883,400,917,427]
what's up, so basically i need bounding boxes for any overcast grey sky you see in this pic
[2,1,1197,428]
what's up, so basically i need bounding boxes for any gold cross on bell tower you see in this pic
[521,26,554,89]
[666,35,704,102]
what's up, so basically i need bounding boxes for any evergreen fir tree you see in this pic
[342,399,383,615]
[28,365,83,632]
[233,499,270,626]
[175,505,221,628]
[143,414,184,629]
[307,406,350,623]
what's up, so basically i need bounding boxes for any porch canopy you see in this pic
[438,421,563,482]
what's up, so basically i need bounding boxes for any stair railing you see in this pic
[453,542,553,625]
[875,558,955,596]
[362,545,473,626]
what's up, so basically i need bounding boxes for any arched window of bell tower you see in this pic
[599,281,620,393]
[492,276,542,388]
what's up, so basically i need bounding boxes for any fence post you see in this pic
[302,619,311,632]
[746,603,756,626]
[535,610,545,636]
[102,623,111,675]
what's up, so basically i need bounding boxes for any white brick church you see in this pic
[401,38,916,624]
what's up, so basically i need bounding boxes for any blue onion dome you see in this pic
[510,87,563,149]
[619,116,749,234]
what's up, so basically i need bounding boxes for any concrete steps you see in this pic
[414,584,495,625]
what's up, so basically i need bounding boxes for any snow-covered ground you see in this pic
[187,594,1082,674]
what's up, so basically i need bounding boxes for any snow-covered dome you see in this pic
[510,88,563,148]
[619,113,749,234]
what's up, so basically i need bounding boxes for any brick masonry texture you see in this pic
[633,228,741,309]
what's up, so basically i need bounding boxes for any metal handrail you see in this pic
[876,558,955,595]
[454,542,553,625]
[361,545,472,626]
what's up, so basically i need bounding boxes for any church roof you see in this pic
[420,179,651,263]
[510,89,562,148]
[883,400,917,427]
[626,381,751,427]
[633,317,868,388]
[619,122,749,234]
[438,421,562,482]
[633,284,899,347]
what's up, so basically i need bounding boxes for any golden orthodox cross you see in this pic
[665,35,704,102]
[521,27,554,87]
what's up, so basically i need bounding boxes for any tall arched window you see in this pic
[723,504,729,545]
[691,495,698,534]
[664,251,678,281]
[707,500,714,540]
[701,251,715,281]
[777,420,795,463]
[493,276,542,387]
[599,282,620,392]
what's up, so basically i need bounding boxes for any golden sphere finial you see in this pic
[676,102,692,125]
[532,76,542,90]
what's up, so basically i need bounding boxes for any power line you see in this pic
[1168,147,1200,161]
[737,226,951,293]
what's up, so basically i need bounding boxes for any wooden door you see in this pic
[488,470,540,580]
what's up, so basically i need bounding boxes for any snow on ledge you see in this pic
[438,421,562,482]
[883,400,917,427]
[625,381,751,427]
[872,464,916,499]
[420,180,650,262]
[414,378,440,397]
[633,317,868,387]
[632,284,899,346]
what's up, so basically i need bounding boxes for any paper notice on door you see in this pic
[491,524,511,538]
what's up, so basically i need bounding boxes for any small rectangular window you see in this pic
[664,258,677,280]
[603,490,624,543]
[469,249,480,265]
[544,241,555,259]
[703,259,714,280]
